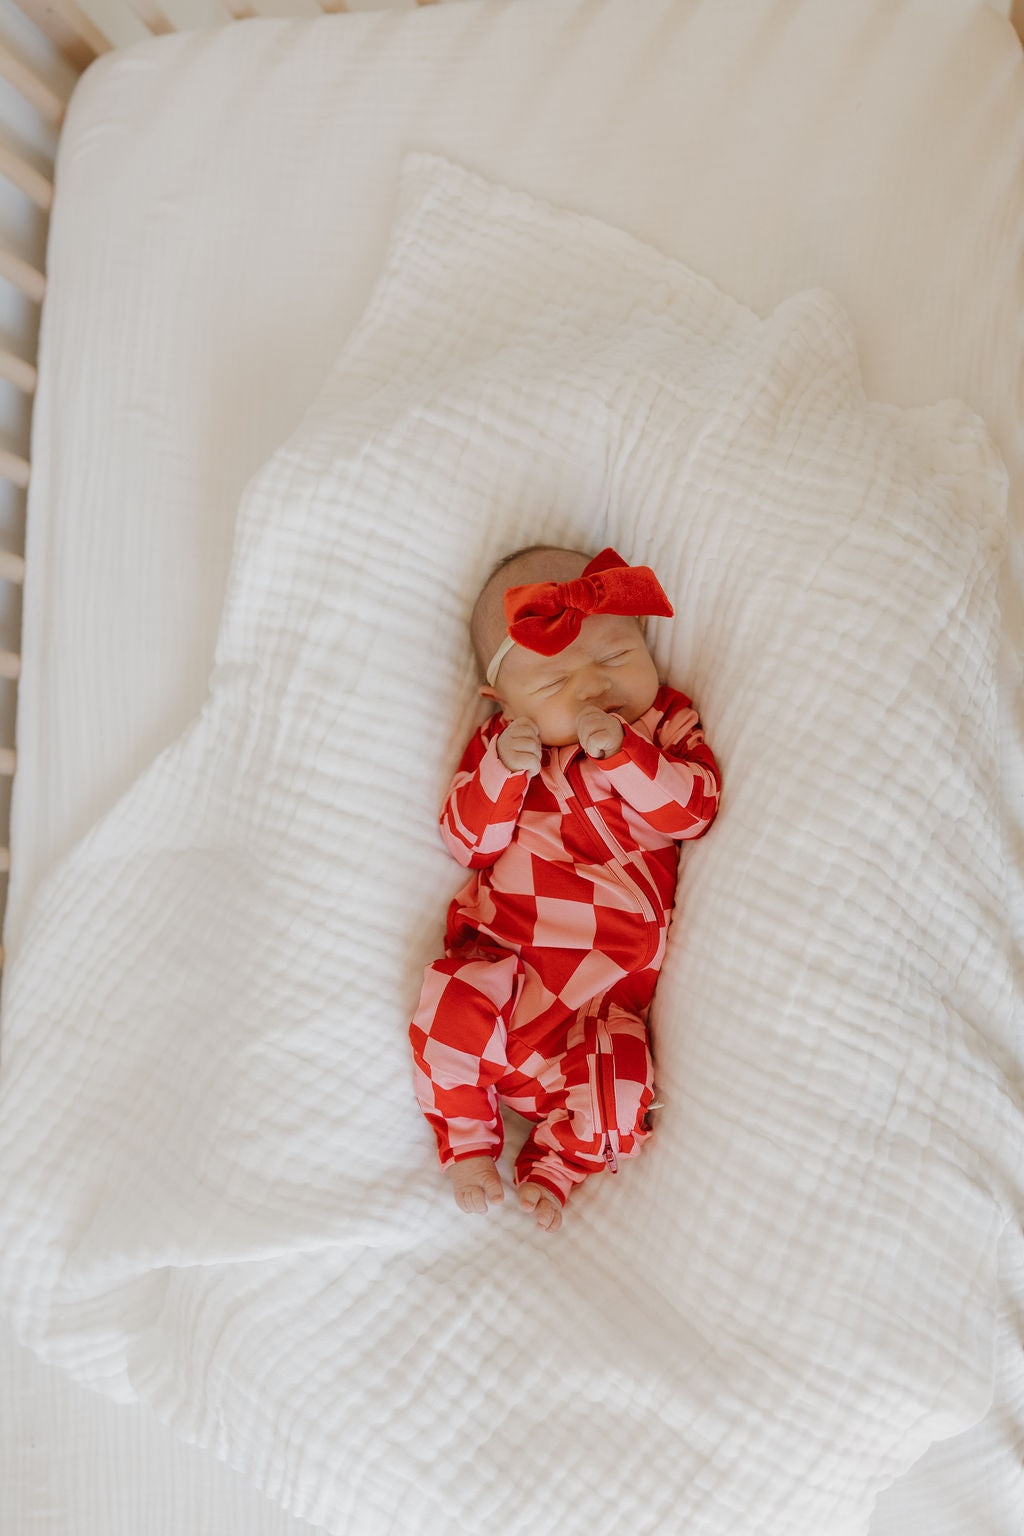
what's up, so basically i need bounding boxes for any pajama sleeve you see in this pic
[599,689,721,840]
[439,721,531,868]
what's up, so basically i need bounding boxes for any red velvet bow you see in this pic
[503,547,673,656]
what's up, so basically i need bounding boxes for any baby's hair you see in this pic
[471,543,594,677]
[484,543,594,583]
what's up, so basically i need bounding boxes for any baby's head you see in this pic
[471,544,669,747]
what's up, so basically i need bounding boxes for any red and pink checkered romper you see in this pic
[409,685,720,1207]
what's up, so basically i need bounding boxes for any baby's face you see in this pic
[482,613,660,747]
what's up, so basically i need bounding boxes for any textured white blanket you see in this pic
[0,155,1018,1535]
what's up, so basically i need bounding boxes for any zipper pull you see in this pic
[603,1137,619,1174]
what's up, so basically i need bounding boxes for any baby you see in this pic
[409,544,721,1232]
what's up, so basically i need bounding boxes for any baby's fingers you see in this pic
[578,711,623,760]
[498,717,542,774]
[507,716,540,743]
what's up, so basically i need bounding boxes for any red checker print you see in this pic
[587,791,632,848]
[527,851,599,904]
[531,894,597,949]
[518,947,588,1004]
[485,889,538,946]
[412,685,720,1197]
[554,812,611,867]
[420,972,511,1058]
[593,903,658,973]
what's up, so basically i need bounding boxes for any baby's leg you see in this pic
[511,1005,655,1223]
[409,951,522,1210]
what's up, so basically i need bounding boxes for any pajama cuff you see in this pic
[597,717,647,772]
[478,732,530,800]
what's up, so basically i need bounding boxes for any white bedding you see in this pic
[3,1,1023,1532]
[1,145,1020,1536]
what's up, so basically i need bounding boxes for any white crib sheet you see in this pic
[3,0,1022,1532]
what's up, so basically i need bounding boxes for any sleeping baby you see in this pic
[409,545,721,1232]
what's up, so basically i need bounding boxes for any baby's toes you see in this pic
[535,1196,562,1233]
[481,1170,504,1204]
[457,1185,488,1214]
[519,1183,563,1232]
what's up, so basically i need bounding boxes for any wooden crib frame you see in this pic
[0,0,1020,945]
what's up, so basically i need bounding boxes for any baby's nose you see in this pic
[577,670,609,702]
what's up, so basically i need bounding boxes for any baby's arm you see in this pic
[598,691,721,840]
[439,720,534,867]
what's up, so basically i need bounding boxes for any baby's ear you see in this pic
[478,685,501,704]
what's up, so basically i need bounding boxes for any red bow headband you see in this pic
[485,547,673,686]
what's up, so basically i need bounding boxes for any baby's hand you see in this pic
[577,706,624,760]
[497,716,542,776]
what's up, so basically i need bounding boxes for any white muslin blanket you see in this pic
[0,155,1019,1535]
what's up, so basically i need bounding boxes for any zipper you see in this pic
[587,1007,619,1173]
[552,747,660,1172]
[554,749,663,969]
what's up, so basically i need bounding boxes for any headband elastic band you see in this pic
[485,634,517,688]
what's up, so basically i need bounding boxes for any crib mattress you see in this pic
[2,0,1022,1531]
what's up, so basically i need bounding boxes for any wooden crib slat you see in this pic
[0,449,30,488]
[0,0,82,953]
[0,144,54,211]
[0,550,27,583]
[8,0,110,67]
[0,246,45,303]
[126,0,175,33]
[0,41,67,127]
[0,349,37,394]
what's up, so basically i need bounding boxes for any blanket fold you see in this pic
[0,153,1017,1536]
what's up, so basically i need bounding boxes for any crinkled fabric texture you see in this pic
[0,155,1017,1536]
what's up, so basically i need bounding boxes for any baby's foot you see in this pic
[518,1182,563,1233]
[448,1156,504,1215]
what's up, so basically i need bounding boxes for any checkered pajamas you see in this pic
[410,685,720,1206]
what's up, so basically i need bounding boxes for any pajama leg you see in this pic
[510,1003,655,1205]
[409,951,523,1167]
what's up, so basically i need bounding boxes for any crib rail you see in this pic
[0,3,67,940]
[6,0,1022,68]
[10,0,446,61]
